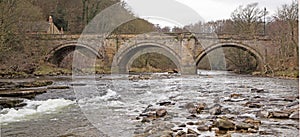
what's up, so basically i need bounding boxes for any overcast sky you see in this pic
[124,0,294,27]
[174,0,293,21]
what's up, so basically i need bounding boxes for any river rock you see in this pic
[156,109,167,117]
[186,122,194,125]
[286,101,299,108]
[186,114,197,119]
[209,104,222,115]
[0,82,15,89]
[221,108,231,114]
[186,134,198,137]
[196,103,206,113]
[0,97,26,108]
[185,102,197,113]
[289,111,299,119]
[243,118,261,126]
[0,89,47,98]
[161,131,173,137]
[141,117,151,123]
[187,128,199,135]
[284,96,299,102]
[47,86,70,89]
[197,125,209,131]
[235,122,254,130]
[248,128,258,133]
[157,101,172,106]
[18,80,53,88]
[230,93,242,98]
[251,88,265,93]
[214,118,235,130]
[178,123,186,127]
[256,110,270,118]
[176,130,186,137]
[269,111,290,119]
[245,102,262,108]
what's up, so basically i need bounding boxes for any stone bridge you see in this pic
[36,33,276,74]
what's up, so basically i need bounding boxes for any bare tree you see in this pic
[0,0,42,66]
[231,3,267,36]
[274,0,298,54]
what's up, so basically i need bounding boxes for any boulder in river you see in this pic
[18,80,53,88]
[197,125,209,131]
[209,104,222,115]
[289,111,299,119]
[235,122,255,130]
[0,89,47,98]
[196,103,206,114]
[243,118,261,126]
[157,101,173,106]
[230,93,242,98]
[175,130,186,137]
[0,97,26,108]
[156,109,167,117]
[187,128,199,135]
[269,111,290,119]
[251,88,266,93]
[256,110,270,118]
[47,86,70,89]
[214,118,235,130]
[141,117,151,123]
[245,102,262,108]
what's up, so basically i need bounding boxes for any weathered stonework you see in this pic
[37,33,275,75]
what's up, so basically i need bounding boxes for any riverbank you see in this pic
[0,63,298,80]
[252,70,299,80]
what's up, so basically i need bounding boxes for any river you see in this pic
[0,70,299,137]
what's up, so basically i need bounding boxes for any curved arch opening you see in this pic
[47,44,101,69]
[130,53,178,73]
[196,43,264,74]
[112,43,182,74]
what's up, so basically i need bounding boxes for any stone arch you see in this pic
[46,42,102,66]
[196,43,265,70]
[112,42,192,74]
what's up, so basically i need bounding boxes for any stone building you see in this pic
[25,16,62,34]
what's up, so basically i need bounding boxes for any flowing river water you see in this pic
[0,71,299,137]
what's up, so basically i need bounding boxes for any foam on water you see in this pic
[77,89,124,108]
[0,99,74,124]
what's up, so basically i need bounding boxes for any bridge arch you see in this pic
[112,42,184,74]
[196,42,265,70]
[46,42,102,66]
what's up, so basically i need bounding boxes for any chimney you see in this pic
[49,16,53,24]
